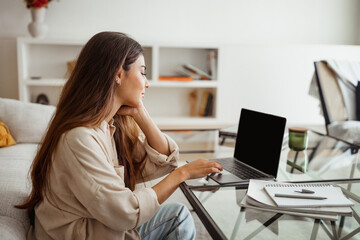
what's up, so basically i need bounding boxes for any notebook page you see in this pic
[264,183,354,208]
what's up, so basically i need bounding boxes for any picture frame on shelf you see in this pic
[36,93,49,105]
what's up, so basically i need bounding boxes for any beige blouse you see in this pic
[28,120,179,240]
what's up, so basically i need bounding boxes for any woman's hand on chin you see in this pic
[116,101,146,118]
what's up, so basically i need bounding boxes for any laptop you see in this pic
[210,108,286,184]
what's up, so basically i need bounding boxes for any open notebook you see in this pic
[241,179,353,218]
[264,183,354,208]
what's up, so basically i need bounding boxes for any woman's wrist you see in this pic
[172,167,189,183]
[132,106,149,124]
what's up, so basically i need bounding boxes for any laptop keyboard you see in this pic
[216,158,266,179]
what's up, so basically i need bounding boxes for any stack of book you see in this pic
[239,180,354,221]
[159,64,212,82]
[160,50,217,82]
[159,62,215,81]
[188,90,214,117]
[180,64,212,80]
[199,91,214,117]
[158,76,194,81]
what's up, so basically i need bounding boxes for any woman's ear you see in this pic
[116,68,124,85]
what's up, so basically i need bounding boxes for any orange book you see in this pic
[158,76,194,81]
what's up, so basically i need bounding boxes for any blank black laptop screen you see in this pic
[234,108,286,177]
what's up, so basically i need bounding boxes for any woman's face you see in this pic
[116,55,149,107]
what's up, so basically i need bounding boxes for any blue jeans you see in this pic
[137,202,196,240]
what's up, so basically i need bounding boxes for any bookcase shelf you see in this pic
[17,37,222,129]
[149,81,218,88]
[25,78,67,86]
[153,117,230,130]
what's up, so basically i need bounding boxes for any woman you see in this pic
[16,32,222,240]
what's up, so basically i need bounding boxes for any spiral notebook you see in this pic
[264,183,354,208]
[243,180,352,219]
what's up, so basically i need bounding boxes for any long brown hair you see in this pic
[16,32,145,218]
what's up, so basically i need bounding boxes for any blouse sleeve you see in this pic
[60,129,160,231]
[133,133,179,182]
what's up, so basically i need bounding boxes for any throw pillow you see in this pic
[0,121,16,147]
[0,98,56,144]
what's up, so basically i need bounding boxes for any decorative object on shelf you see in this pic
[188,90,198,117]
[25,0,52,38]
[36,94,50,105]
[66,60,77,78]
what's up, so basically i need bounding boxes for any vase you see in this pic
[28,8,48,38]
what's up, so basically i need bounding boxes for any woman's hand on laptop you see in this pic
[177,159,223,181]
[152,159,222,204]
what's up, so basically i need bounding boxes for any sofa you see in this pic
[0,98,55,240]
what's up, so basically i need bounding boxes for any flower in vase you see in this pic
[25,0,52,9]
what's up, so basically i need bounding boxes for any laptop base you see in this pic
[209,172,247,185]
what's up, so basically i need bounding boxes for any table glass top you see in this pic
[277,131,360,182]
[183,130,360,188]
[181,129,360,239]
[190,182,360,239]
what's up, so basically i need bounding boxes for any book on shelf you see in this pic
[158,76,194,82]
[176,68,202,80]
[183,64,212,80]
[239,179,353,220]
[204,92,214,116]
[199,91,214,117]
[207,50,217,79]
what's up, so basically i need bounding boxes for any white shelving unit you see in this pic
[17,37,227,129]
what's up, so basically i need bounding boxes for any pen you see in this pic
[295,189,315,194]
[274,193,327,200]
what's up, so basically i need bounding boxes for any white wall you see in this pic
[1,0,359,43]
[1,0,360,125]
[218,44,360,125]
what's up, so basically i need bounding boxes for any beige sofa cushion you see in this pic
[0,98,55,144]
[0,216,27,240]
[0,144,38,236]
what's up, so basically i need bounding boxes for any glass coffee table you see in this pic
[180,130,360,239]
